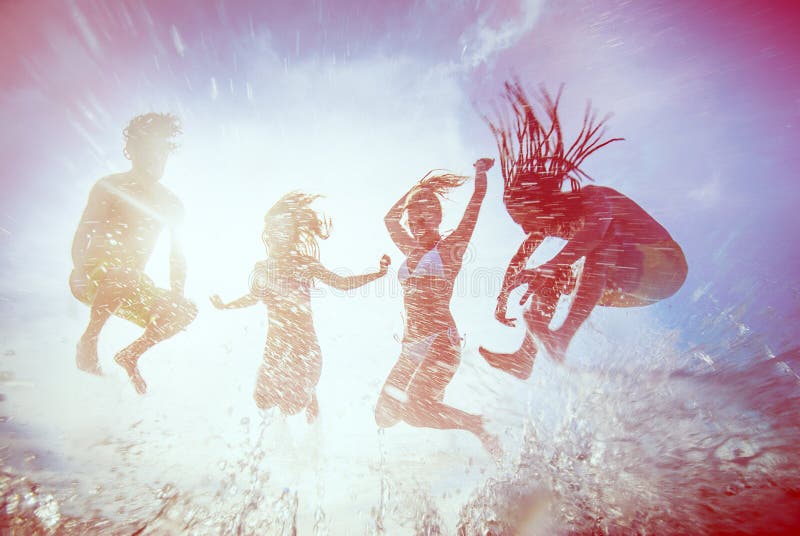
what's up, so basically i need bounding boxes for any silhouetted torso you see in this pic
[590,185,671,245]
[400,244,457,341]
[254,257,317,344]
[526,185,673,246]
[73,172,182,271]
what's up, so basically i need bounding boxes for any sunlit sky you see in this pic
[1,0,799,371]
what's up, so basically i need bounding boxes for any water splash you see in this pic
[2,348,799,534]
[457,347,800,534]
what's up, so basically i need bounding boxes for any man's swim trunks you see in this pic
[70,263,172,328]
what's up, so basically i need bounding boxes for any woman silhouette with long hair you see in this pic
[479,81,687,378]
[211,192,389,421]
[375,159,500,456]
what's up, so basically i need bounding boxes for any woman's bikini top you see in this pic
[398,246,446,285]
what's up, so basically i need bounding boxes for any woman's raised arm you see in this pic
[441,158,493,256]
[384,187,416,254]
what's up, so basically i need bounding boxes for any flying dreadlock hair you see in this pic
[123,113,182,160]
[262,191,330,261]
[486,80,623,219]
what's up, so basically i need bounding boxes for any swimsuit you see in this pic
[397,245,446,283]
[70,262,170,328]
[600,238,688,307]
[397,244,460,361]
[401,328,463,363]
[378,244,463,408]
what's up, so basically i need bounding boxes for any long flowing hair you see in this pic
[486,80,623,219]
[262,191,330,261]
[408,171,469,201]
[403,170,469,234]
[404,170,470,211]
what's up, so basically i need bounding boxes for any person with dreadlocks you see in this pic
[70,113,197,393]
[375,159,501,457]
[210,192,390,421]
[479,81,687,377]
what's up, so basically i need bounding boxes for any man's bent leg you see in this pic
[114,292,197,394]
[71,268,140,375]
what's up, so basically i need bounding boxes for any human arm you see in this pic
[71,181,109,269]
[495,232,545,326]
[209,293,259,310]
[168,201,188,296]
[441,158,492,252]
[305,255,390,291]
[384,187,416,254]
[169,228,187,296]
[542,187,612,269]
[210,260,274,309]
[513,188,613,307]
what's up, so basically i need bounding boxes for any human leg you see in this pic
[114,287,197,394]
[599,239,688,306]
[374,354,418,428]
[71,267,141,375]
[534,253,610,362]
[402,332,501,456]
[305,391,319,423]
[479,330,537,380]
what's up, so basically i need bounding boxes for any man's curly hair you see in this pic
[123,113,182,159]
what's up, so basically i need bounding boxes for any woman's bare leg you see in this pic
[376,339,475,432]
[305,391,319,423]
[403,335,501,456]
[375,357,417,428]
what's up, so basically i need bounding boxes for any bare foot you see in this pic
[481,432,503,459]
[537,329,569,363]
[475,419,503,464]
[114,350,147,394]
[306,393,319,424]
[479,346,536,380]
[76,339,102,375]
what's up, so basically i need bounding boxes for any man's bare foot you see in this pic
[306,393,319,424]
[76,339,102,375]
[114,350,147,394]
